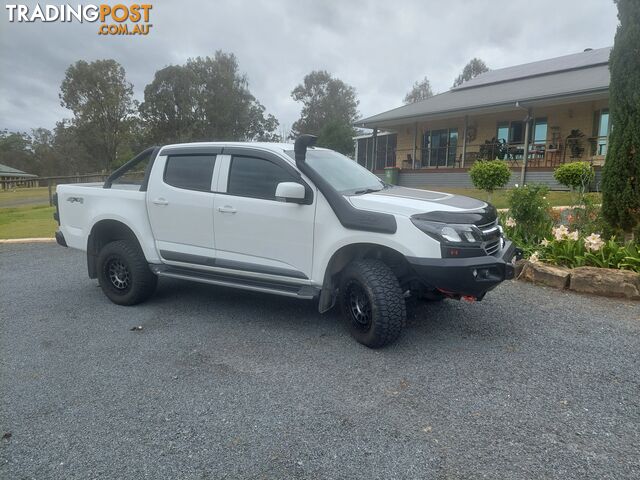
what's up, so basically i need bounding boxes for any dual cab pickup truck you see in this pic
[55,135,515,348]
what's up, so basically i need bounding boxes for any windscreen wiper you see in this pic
[353,188,383,195]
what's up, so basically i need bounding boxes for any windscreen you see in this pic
[287,149,384,195]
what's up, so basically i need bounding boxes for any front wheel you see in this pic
[339,259,406,348]
[97,240,157,306]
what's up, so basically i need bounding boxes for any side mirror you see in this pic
[275,182,306,203]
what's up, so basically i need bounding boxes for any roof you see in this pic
[0,163,36,178]
[452,46,610,90]
[357,47,611,129]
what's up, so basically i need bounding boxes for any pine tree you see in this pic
[601,0,640,238]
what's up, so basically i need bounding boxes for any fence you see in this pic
[0,173,109,206]
[376,141,594,171]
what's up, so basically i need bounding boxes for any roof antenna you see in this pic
[584,48,593,52]
[294,134,318,163]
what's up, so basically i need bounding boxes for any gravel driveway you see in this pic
[1,243,639,479]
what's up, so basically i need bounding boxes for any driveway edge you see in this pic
[0,238,56,244]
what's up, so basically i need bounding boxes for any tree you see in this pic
[452,58,489,88]
[601,0,640,239]
[60,59,136,171]
[139,65,199,144]
[140,52,280,143]
[0,124,99,176]
[317,119,356,155]
[30,128,58,177]
[51,120,94,174]
[187,53,279,141]
[0,129,34,174]
[403,76,434,104]
[290,70,359,138]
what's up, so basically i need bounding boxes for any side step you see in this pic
[151,264,320,299]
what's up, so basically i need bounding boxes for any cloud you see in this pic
[0,0,618,134]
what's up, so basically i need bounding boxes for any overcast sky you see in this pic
[0,0,619,135]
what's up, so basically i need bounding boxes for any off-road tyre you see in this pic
[97,240,157,306]
[339,259,406,348]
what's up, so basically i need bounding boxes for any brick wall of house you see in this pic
[391,98,609,168]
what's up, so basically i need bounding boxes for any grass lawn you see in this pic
[429,187,601,209]
[0,187,50,208]
[0,205,57,239]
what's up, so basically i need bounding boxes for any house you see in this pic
[355,47,611,190]
[0,163,38,189]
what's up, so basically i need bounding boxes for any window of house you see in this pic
[375,134,397,170]
[593,109,610,156]
[228,156,297,200]
[510,121,524,143]
[532,118,548,144]
[421,128,458,167]
[357,135,395,171]
[496,121,524,144]
[164,155,216,191]
[497,123,509,143]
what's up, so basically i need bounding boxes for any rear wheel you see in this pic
[97,240,157,306]
[339,259,406,348]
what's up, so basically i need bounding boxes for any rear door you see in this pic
[213,152,316,280]
[147,152,218,261]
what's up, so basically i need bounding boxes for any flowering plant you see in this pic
[584,233,606,252]
[534,228,640,273]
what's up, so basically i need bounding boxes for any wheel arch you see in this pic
[87,219,144,279]
[318,242,411,313]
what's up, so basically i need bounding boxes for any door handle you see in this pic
[218,205,237,214]
[152,198,169,206]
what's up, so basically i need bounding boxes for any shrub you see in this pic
[469,160,511,199]
[508,184,549,224]
[553,162,594,193]
[504,184,552,244]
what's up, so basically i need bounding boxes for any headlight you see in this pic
[411,218,484,245]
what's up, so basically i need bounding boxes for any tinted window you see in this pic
[164,155,215,191]
[228,156,296,200]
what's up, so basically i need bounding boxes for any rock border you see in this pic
[517,260,640,300]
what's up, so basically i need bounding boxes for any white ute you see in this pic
[55,135,516,348]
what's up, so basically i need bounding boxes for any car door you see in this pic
[147,152,218,262]
[213,152,315,280]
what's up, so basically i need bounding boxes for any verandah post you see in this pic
[520,109,532,185]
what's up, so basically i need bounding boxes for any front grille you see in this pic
[484,239,501,256]
[477,218,498,230]
[477,217,502,256]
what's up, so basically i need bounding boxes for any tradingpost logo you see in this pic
[5,3,153,36]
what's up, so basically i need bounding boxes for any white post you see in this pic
[412,123,418,169]
[371,128,378,172]
[462,115,468,168]
[520,109,532,185]
[354,137,359,163]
